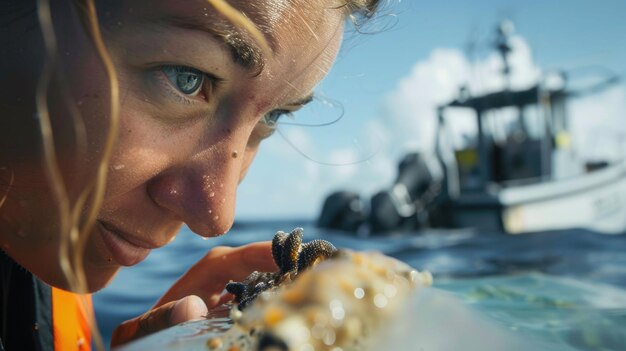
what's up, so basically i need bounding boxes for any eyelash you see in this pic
[159,64,219,105]
[261,109,293,128]
[250,109,295,142]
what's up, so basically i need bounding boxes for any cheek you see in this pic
[57,12,113,158]
[239,146,260,183]
[41,47,114,201]
[101,108,175,200]
[100,103,214,203]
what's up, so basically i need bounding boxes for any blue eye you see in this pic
[262,109,292,128]
[162,66,204,95]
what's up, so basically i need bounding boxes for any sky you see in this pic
[235,0,626,220]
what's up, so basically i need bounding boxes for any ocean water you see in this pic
[94,220,626,350]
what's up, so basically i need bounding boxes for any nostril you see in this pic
[147,156,240,238]
[147,173,184,215]
[187,212,234,238]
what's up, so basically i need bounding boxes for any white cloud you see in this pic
[381,48,469,154]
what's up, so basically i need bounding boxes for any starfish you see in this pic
[225,227,337,310]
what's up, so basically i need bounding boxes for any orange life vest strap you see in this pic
[51,287,92,351]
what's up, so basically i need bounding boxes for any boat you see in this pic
[318,22,626,235]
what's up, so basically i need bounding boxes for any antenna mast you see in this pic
[495,20,515,90]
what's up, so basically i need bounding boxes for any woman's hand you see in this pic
[110,241,276,347]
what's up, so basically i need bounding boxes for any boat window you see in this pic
[521,104,545,139]
[441,107,478,150]
[483,107,519,143]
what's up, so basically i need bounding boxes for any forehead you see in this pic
[103,0,345,74]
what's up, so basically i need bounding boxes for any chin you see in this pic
[39,266,120,294]
[85,266,120,293]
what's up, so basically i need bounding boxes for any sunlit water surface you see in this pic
[95,220,626,350]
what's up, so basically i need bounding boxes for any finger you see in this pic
[207,242,274,267]
[111,295,208,347]
[169,295,209,325]
[208,242,276,281]
[155,242,276,308]
[238,241,278,271]
[190,242,276,287]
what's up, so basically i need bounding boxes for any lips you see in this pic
[98,221,154,266]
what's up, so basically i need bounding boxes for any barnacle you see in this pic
[226,228,337,310]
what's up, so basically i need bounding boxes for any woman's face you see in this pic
[0,0,344,291]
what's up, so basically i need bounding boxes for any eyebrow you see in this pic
[160,15,269,75]
[156,15,314,109]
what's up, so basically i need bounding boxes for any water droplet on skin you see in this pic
[201,236,209,241]
[113,164,125,170]
[170,189,178,195]
[219,183,223,188]
[209,192,215,198]
[231,151,238,158]
[208,209,213,214]
[213,215,219,221]
[220,198,225,204]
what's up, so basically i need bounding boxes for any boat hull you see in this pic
[449,162,626,234]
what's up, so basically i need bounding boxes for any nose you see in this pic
[146,139,247,237]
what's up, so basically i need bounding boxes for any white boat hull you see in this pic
[452,162,626,234]
[501,162,626,234]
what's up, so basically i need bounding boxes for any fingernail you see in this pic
[170,296,208,325]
